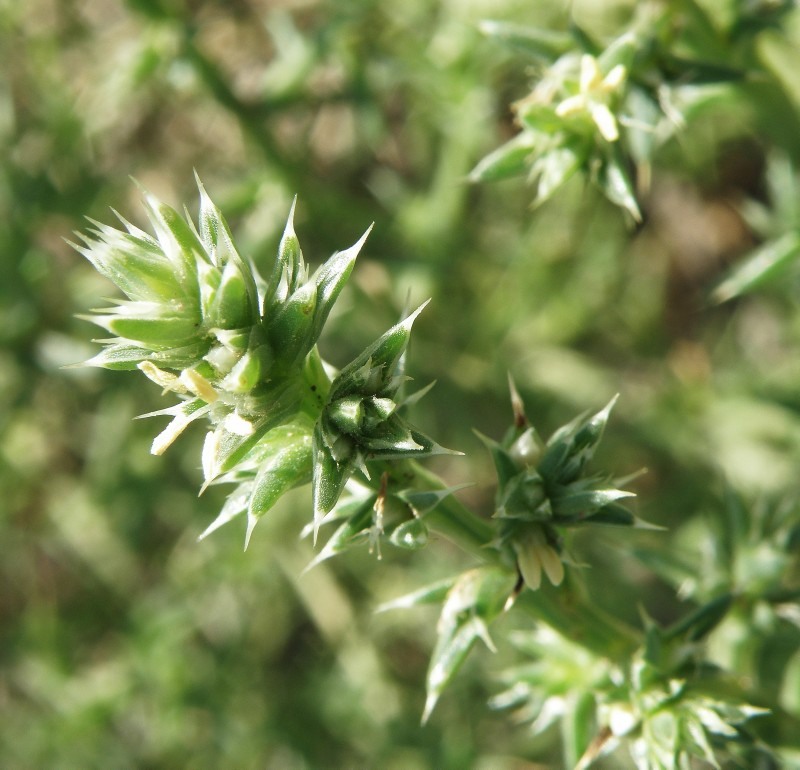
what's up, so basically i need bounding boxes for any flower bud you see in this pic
[509,427,543,468]
[328,396,365,435]
[211,260,253,329]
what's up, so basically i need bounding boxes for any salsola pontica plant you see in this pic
[75,179,789,768]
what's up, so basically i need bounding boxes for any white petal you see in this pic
[555,94,586,118]
[590,102,619,142]
[603,64,627,91]
[516,543,542,590]
[580,54,602,92]
[180,368,219,402]
[538,544,565,586]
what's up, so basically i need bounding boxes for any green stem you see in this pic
[515,577,640,661]
[406,461,496,561]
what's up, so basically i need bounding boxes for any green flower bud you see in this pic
[265,197,304,311]
[362,397,396,430]
[331,301,429,401]
[197,259,222,319]
[211,260,254,329]
[268,281,317,364]
[141,191,206,283]
[328,395,365,435]
[509,427,544,468]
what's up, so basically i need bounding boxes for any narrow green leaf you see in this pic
[664,594,734,643]
[581,502,637,527]
[537,439,572,485]
[361,413,422,453]
[97,312,201,348]
[568,21,600,56]
[532,140,586,206]
[197,481,254,541]
[517,105,568,134]
[366,424,460,461]
[140,190,204,282]
[576,396,618,447]
[310,225,372,344]
[559,395,619,482]
[396,485,472,517]
[562,690,598,770]
[194,177,261,319]
[424,616,493,723]
[266,197,304,310]
[304,498,374,570]
[327,396,364,435]
[376,577,458,613]
[268,281,317,364]
[423,567,516,722]
[196,172,225,262]
[661,54,745,86]
[595,153,642,222]
[469,134,536,183]
[210,260,255,329]
[74,225,183,302]
[712,232,800,303]
[248,432,313,520]
[330,301,429,400]
[475,429,524,488]
[312,423,353,531]
[83,342,153,370]
[597,31,638,73]
[552,488,635,518]
[625,86,662,164]
[478,19,572,60]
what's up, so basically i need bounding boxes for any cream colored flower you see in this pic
[555,55,627,142]
[513,527,565,590]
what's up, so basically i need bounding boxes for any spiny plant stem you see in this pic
[404,460,642,662]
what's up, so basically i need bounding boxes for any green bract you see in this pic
[75,179,443,546]
[311,302,457,536]
[480,384,646,591]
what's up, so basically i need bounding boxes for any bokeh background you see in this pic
[3,0,800,767]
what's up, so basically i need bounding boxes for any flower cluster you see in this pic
[472,5,762,219]
[482,383,645,591]
[76,179,444,545]
[470,25,641,219]
[312,301,455,536]
[491,595,770,770]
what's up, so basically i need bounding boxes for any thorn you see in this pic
[507,373,527,429]
[244,512,258,551]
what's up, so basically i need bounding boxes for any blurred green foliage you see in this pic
[2,0,800,767]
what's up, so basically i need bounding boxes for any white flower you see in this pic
[513,527,565,590]
[555,55,627,142]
